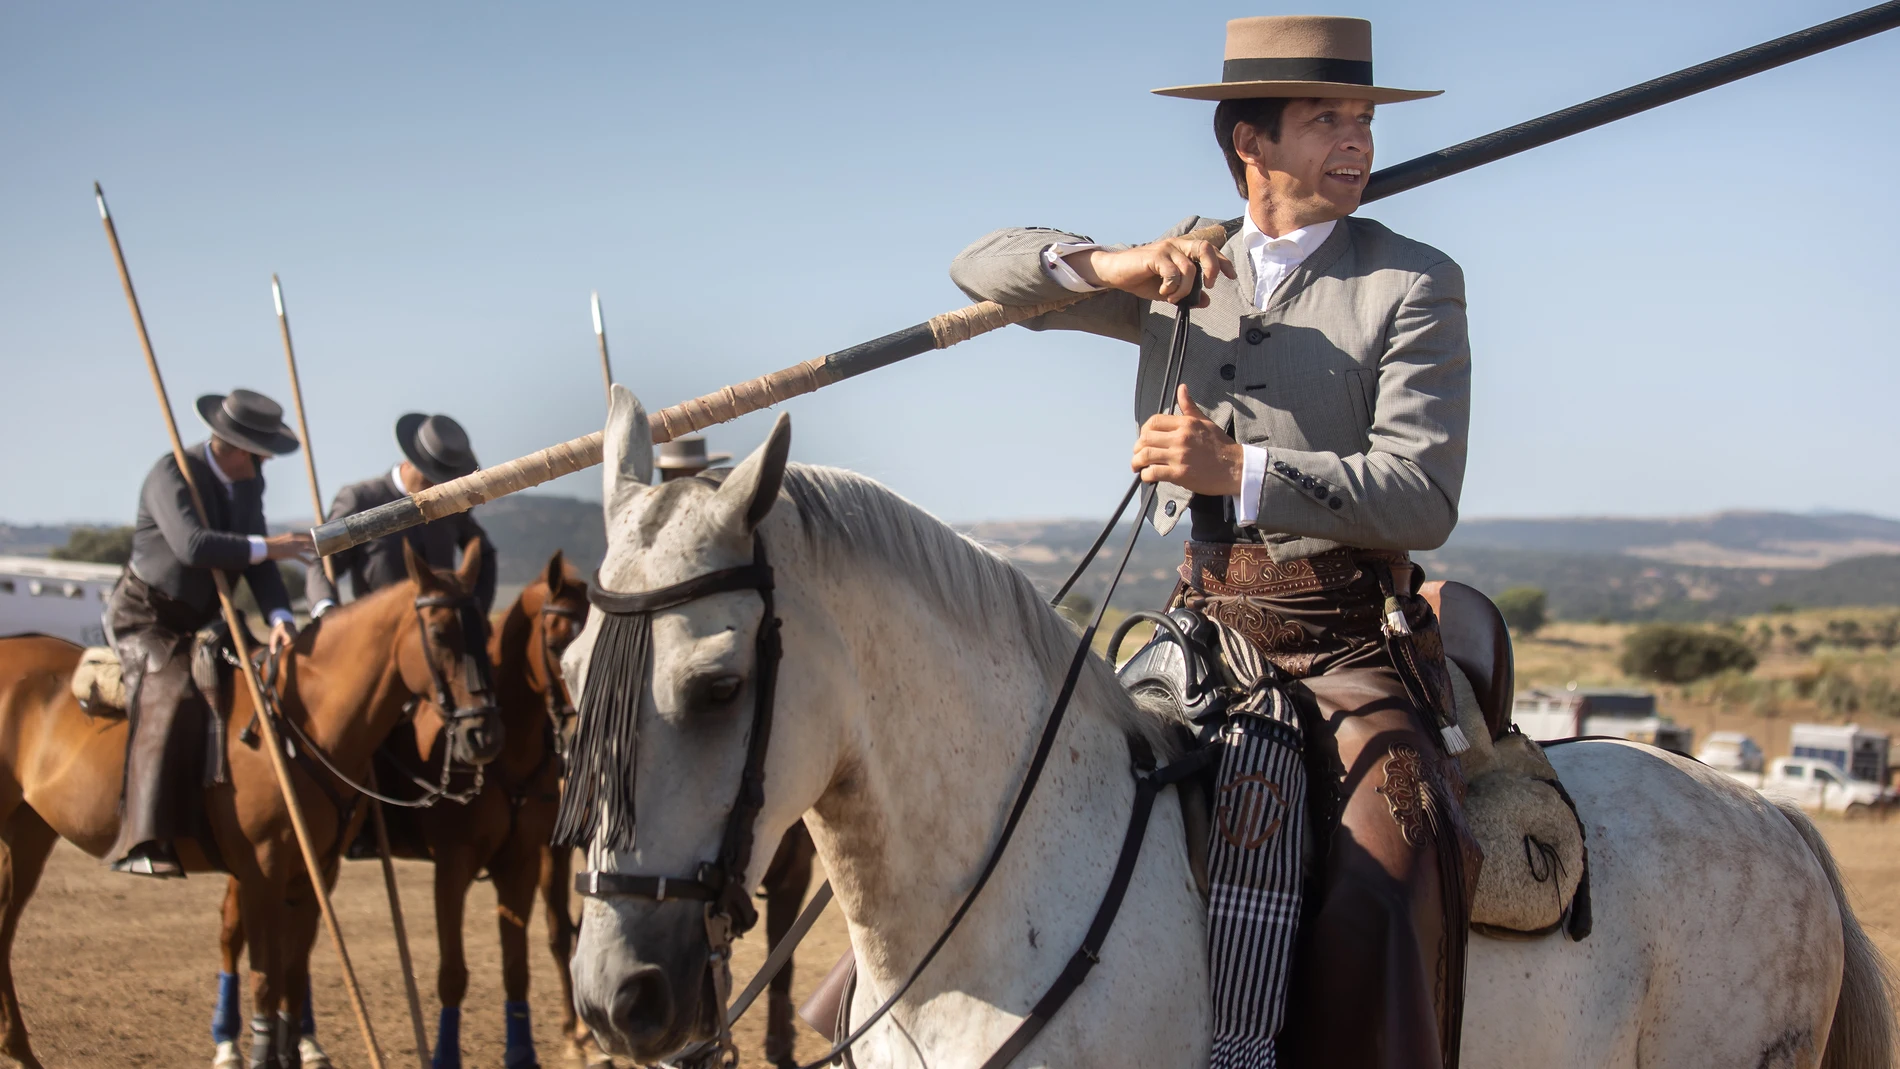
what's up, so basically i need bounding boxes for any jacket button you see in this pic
[1245,328,1269,345]
[1219,364,1235,381]
[1163,500,1177,517]
[1328,497,1343,510]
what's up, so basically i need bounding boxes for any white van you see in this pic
[0,555,122,646]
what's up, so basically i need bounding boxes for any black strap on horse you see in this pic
[257,591,493,810]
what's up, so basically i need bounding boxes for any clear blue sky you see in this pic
[4,0,1896,527]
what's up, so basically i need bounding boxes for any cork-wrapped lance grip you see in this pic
[648,356,837,445]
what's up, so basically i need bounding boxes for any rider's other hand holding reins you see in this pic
[267,618,296,655]
[1065,237,1235,307]
[1132,385,1244,495]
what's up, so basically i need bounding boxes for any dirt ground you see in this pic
[8,841,850,1068]
[12,817,1900,1068]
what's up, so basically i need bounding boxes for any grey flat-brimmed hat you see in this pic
[1152,16,1440,104]
[195,389,301,457]
[655,436,730,471]
[395,413,479,484]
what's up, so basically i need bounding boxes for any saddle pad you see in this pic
[71,646,127,714]
[1448,666,1587,938]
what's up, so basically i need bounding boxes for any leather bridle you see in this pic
[558,540,781,1068]
[537,596,587,756]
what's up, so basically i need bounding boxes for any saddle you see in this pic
[1113,579,1591,940]
[73,634,239,785]
[72,646,128,715]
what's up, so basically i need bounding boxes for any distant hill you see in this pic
[14,502,1900,622]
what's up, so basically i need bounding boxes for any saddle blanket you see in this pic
[71,646,127,714]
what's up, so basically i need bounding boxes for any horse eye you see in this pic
[706,675,743,704]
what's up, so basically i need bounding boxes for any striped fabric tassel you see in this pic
[1206,627,1307,1069]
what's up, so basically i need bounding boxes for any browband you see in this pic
[588,561,774,616]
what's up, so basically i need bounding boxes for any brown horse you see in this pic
[0,543,497,1069]
[223,551,597,1069]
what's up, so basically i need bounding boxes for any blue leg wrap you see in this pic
[301,986,317,1037]
[503,1001,538,1069]
[211,971,242,1044]
[431,1006,462,1069]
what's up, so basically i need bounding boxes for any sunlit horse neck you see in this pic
[564,388,1207,1064]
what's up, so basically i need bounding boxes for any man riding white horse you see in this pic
[952,15,1474,1066]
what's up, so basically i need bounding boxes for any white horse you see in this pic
[564,385,1891,1069]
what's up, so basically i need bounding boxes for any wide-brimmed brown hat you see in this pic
[655,436,730,472]
[1152,16,1440,104]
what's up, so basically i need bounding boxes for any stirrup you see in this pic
[111,841,184,878]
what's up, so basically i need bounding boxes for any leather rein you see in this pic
[258,591,498,809]
[565,270,1215,1069]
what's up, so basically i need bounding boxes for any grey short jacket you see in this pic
[949,214,1470,561]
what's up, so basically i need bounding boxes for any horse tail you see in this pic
[1771,799,1895,1069]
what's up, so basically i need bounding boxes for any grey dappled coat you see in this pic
[949,214,1469,562]
[304,470,498,613]
[127,441,293,621]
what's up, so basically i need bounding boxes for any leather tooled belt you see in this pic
[1180,543,1408,600]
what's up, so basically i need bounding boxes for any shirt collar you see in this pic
[391,464,409,494]
[204,441,238,493]
[1241,213,1338,266]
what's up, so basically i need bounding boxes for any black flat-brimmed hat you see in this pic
[655,436,731,472]
[195,390,301,457]
[1152,16,1440,104]
[395,413,479,484]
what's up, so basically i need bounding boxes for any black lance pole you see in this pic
[311,0,1900,557]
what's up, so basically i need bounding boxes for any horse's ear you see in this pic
[602,384,652,531]
[402,539,431,589]
[456,537,484,592]
[543,550,567,597]
[710,412,791,536]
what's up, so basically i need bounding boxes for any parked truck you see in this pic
[1725,756,1892,817]
[1511,686,1693,751]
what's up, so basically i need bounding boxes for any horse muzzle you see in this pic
[573,897,717,1061]
[446,706,505,766]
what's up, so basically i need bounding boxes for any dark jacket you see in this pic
[128,441,292,623]
[305,470,498,612]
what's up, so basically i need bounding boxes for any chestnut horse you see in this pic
[0,543,498,1069]
[223,552,595,1069]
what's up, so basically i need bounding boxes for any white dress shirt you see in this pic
[203,442,296,629]
[1039,215,1337,526]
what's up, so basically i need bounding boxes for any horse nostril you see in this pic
[611,966,674,1046]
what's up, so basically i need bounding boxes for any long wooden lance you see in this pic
[271,274,434,1069]
[312,0,1900,557]
[592,290,614,402]
[95,186,388,1069]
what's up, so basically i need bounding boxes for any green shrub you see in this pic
[1619,624,1758,684]
[1493,586,1548,635]
[48,525,133,565]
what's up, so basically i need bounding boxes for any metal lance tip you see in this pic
[272,275,284,317]
[94,182,108,221]
[591,291,604,336]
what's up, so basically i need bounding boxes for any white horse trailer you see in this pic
[1788,722,1890,786]
[0,555,122,646]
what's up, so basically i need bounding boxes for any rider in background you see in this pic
[951,16,1474,1067]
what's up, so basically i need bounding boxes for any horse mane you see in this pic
[776,464,1174,754]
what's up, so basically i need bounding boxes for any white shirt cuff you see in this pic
[268,609,297,630]
[311,599,336,618]
[1040,243,1104,293]
[1233,444,1268,526]
[248,535,268,565]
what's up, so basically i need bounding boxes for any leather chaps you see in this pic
[104,573,215,865]
[1182,543,1480,1069]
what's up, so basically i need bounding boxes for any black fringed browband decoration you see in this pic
[552,551,777,853]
